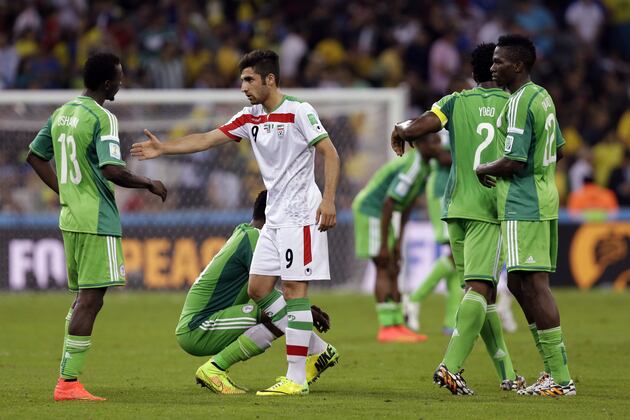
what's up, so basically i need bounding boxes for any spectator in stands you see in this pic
[568,174,619,218]
[608,150,630,206]
[0,33,18,88]
[565,0,605,48]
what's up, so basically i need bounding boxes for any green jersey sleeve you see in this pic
[29,117,54,160]
[431,93,457,128]
[386,152,424,205]
[95,109,125,168]
[503,98,533,162]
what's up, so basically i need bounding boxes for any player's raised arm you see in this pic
[130,128,233,160]
[392,111,443,156]
[315,137,340,232]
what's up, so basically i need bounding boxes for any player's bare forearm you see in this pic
[475,157,525,188]
[26,152,59,194]
[131,128,231,160]
[101,165,167,201]
[394,112,442,142]
[476,157,524,177]
[315,138,339,231]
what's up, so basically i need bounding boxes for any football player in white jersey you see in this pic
[131,50,340,396]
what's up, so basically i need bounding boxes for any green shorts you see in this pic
[62,230,126,292]
[447,219,502,285]
[353,208,397,259]
[427,195,449,244]
[176,304,262,356]
[502,220,557,273]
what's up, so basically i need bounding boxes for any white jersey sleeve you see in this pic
[295,102,329,146]
[218,108,251,142]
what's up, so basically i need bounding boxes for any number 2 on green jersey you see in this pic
[543,113,557,166]
[473,122,494,169]
[57,133,82,184]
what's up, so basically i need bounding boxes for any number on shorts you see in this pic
[285,248,293,268]
[251,126,259,142]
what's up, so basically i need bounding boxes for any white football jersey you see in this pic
[219,95,329,227]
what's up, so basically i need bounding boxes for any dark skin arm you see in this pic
[26,152,59,194]
[391,112,442,156]
[101,165,167,201]
[475,157,525,188]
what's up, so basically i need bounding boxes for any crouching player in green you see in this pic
[405,137,462,335]
[393,43,524,395]
[176,191,338,394]
[352,133,441,343]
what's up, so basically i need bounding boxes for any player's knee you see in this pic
[282,281,307,300]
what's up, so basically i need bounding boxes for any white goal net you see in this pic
[0,88,406,290]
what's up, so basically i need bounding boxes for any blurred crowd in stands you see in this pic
[0,0,629,215]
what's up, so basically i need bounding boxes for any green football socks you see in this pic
[480,304,516,381]
[444,272,463,329]
[376,302,403,327]
[59,335,91,379]
[539,326,572,385]
[410,256,455,302]
[442,290,487,372]
[213,335,265,370]
[529,323,551,374]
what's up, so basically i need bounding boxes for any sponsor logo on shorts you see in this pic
[119,264,125,277]
[242,304,254,314]
[288,314,296,321]
[305,267,312,276]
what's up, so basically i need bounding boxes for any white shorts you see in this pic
[250,224,330,281]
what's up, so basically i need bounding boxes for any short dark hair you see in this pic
[238,50,280,85]
[83,52,121,90]
[497,34,536,71]
[252,190,267,221]
[471,43,496,83]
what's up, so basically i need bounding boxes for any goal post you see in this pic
[0,88,407,290]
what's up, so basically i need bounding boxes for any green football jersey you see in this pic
[176,224,259,335]
[495,82,565,221]
[29,96,125,236]
[352,150,430,217]
[432,87,510,223]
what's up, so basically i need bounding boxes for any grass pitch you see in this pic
[0,289,628,419]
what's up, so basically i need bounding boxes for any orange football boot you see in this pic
[54,378,106,401]
[394,325,428,342]
[377,326,417,343]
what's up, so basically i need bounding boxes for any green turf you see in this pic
[0,289,628,419]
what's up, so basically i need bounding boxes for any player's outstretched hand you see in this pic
[311,305,330,333]
[131,129,163,160]
[391,128,406,156]
[316,199,336,232]
[148,180,167,202]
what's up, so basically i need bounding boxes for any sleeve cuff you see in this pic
[28,146,51,161]
[504,155,528,163]
[98,161,127,168]
[219,126,241,142]
[430,106,448,127]
[308,133,329,146]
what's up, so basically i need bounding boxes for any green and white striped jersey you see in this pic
[176,224,259,335]
[495,82,565,221]
[432,87,510,223]
[29,96,125,236]
[352,150,430,218]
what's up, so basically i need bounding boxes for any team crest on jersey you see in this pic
[505,135,514,153]
[277,124,285,137]
[119,264,125,278]
[242,304,254,314]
